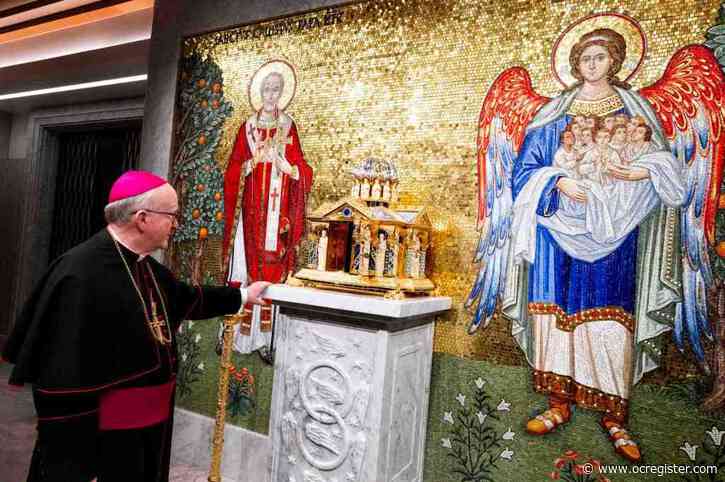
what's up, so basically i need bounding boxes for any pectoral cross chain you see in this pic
[150,299,171,345]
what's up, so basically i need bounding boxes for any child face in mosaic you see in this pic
[627,115,642,135]
[631,124,651,143]
[594,128,610,146]
[561,130,574,149]
[569,121,582,140]
[578,127,593,146]
[612,125,627,146]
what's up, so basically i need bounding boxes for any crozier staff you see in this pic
[2,170,270,482]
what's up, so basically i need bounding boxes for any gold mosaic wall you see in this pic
[183,0,720,363]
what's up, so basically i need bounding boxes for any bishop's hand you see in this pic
[246,281,272,305]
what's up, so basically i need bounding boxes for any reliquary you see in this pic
[292,158,435,297]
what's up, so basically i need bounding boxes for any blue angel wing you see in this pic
[466,68,548,334]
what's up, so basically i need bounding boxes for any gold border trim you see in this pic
[533,370,629,419]
[528,302,635,333]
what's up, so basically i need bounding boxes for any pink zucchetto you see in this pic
[108,170,168,203]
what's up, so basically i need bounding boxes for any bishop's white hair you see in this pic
[104,190,157,225]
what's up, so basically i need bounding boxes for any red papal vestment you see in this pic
[223,111,312,294]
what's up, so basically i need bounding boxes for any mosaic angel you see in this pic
[466,14,725,462]
[223,60,313,357]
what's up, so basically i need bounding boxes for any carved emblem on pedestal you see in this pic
[280,328,373,480]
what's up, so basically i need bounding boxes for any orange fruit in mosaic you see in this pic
[198,227,208,239]
[196,184,205,192]
[716,241,725,258]
[212,82,221,93]
[200,100,208,109]
[198,135,207,145]
[192,209,201,219]
[197,79,206,88]
[215,211,223,221]
[214,192,222,201]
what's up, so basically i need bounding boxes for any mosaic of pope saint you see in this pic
[222,60,313,359]
[465,13,725,463]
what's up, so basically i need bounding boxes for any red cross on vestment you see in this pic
[270,187,280,211]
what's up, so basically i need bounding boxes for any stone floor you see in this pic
[0,363,35,482]
[0,363,217,482]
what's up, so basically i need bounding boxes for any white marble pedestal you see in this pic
[265,285,451,482]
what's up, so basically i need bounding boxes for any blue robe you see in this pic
[512,111,637,317]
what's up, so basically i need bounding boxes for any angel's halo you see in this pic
[551,12,646,89]
[247,59,298,112]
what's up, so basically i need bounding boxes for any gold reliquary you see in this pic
[292,158,435,296]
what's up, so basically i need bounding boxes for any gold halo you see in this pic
[551,13,646,89]
[248,59,297,112]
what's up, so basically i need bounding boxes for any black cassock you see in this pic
[3,229,242,482]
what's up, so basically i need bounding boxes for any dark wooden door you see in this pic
[49,125,141,262]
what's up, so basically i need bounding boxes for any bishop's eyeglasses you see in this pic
[136,209,181,223]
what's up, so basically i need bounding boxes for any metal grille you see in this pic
[49,126,141,262]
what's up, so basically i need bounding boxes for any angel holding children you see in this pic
[466,13,725,462]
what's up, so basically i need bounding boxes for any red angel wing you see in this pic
[640,45,725,366]
[640,45,725,245]
[476,67,549,228]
